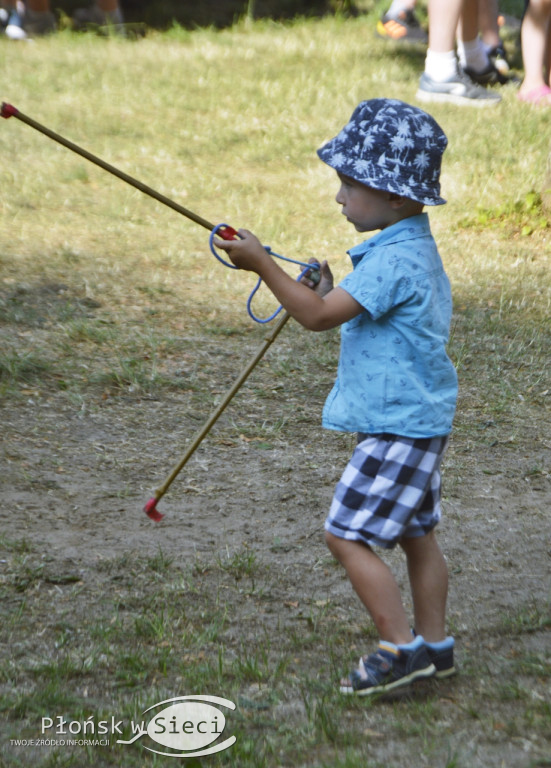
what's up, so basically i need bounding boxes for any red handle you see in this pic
[217,225,238,241]
[1,102,18,119]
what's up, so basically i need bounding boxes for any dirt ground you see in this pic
[1,313,551,766]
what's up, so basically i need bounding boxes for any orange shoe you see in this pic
[376,10,427,43]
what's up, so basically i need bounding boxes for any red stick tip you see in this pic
[144,497,164,522]
[1,103,18,119]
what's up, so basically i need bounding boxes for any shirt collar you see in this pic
[347,213,430,266]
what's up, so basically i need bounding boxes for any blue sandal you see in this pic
[340,637,436,696]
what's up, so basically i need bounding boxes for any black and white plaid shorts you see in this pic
[325,433,449,549]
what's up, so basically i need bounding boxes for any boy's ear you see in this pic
[388,194,424,214]
[388,193,407,208]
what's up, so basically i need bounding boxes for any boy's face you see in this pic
[335,173,396,232]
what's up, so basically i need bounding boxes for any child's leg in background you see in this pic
[456,0,496,77]
[519,0,551,97]
[400,530,448,642]
[478,0,501,50]
[26,0,49,10]
[325,532,412,646]
[97,0,119,12]
[423,0,464,82]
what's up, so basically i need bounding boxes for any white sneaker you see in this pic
[417,67,501,107]
[5,10,27,39]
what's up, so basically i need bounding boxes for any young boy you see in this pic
[215,99,458,696]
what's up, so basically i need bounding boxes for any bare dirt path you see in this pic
[1,322,550,767]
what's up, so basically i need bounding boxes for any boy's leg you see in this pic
[325,532,412,645]
[400,531,457,678]
[326,531,436,695]
[400,530,448,642]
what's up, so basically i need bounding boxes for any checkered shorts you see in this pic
[325,433,449,549]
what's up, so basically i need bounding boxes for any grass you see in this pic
[1,4,550,767]
[2,544,548,767]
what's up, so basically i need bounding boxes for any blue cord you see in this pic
[209,223,320,324]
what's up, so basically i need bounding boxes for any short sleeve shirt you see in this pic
[322,213,458,438]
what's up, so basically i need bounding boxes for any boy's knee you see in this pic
[325,530,365,564]
[325,530,344,559]
[325,529,337,550]
[400,529,436,553]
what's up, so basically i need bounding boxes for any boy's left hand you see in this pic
[213,229,270,274]
[300,258,334,296]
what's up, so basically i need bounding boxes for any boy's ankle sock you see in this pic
[424,49,458,82]
[379,635,425,654]
[424,636,454,651]
[457,37,490,74]
[396,635,425,652]
[379,640,401,656]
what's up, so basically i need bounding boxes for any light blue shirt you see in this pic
[322,214,458,438]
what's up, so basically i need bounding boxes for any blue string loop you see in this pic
[208,224,239,270]
[209,223,320,324]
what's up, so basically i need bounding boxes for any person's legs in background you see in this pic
[517,0,551,103]
[417,0,502,105]
[457,0,512,83]
[73,0,124,31]
[5,0,55,38]
[377,0,428,43]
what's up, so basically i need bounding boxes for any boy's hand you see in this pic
[213,229,270,273]
[301,258,334,297]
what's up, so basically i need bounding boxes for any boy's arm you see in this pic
[214,229,363,332]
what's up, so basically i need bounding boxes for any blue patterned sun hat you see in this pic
[317,99,447,206]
